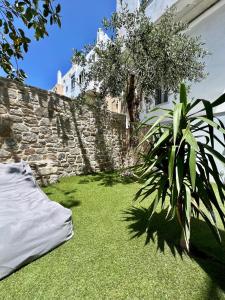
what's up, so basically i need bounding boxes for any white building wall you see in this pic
[141,0,225,111]
[61,65,77,98]
[188,1,225,174]
[145,0,177,21]
[187,0,225,113]
[140,0,225,113]
[116,0,140,12]
[55,28,110,99]
[124,0,224,107]
[144,0,218,23]
[123,0,225,173]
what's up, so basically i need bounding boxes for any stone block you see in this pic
[38,166,58,176]
[36,148,47,154]
[44,154,57,161]
[22,108,34,115]
[24,148,36,155]
[8,89,18,100]
[0,149,11,159]
[39,118,50,126]
[22,132,37,143]
[28,154,43,161]
[34,107,49,118]
[0,106,8,114]
[58,153,66,161]
[10,115,23,123]
[24,117,38,125]
[49,175,59,184]
[4,138,18,149]
[10,108,22,116]
[13,123,29,132]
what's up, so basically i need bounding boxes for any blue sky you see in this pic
[0,1,116,90]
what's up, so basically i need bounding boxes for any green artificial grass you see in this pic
[1,172,225,299]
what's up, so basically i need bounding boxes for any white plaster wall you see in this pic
[61,65,76,98]
[140,1,225,114]
[187,1,225,114]
[188,1,225,173]
[145,0,177,21]
[139,1,225,173]
[117,0,178,17]
[116,0,140,12]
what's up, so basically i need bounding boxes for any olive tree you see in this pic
[72,4,208,144]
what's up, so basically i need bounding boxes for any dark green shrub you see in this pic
[135,84,225,251]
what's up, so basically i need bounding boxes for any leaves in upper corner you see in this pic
[0,0,62,82]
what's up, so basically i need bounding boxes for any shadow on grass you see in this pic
[124,207,182,257]
[45,187,81,209]
[78,171,136,187]
[124,207,225,296]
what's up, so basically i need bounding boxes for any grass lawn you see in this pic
[1,172,225,299]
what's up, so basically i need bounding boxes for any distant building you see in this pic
[52,28,123,115]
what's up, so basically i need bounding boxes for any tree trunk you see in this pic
[180,231,189,252]
[126,74,139,147]
[177,197,190,252]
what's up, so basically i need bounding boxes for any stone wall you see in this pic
[0,77,127,185]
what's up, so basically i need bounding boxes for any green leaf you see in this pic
[138,113,169,146]
[169,145,176,186]
[189,98,204,111]
[6,11,13,21]
[139,182,159,202]
[207,183,225,228]
[184,184,192,244]
[145,177,168,218]
[171,183,178,213]
[189,147,196,190]
[176,155,184,195]
[180,83,187,111]
[182,128,199,151]
[201,143,225,165]
[202,100,214,148]
[204,153,225,202]
[25,7,33,22]
[43,9,49,17]
[138,126,159,147]
[142,153,166,176]
[197,117,225,135]
[212,93,225,108]
[4,22,9,34]
[154,129,170,148]
[173,103,183,144]
[56,4,61,13]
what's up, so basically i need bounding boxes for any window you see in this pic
[155,89,168,105]
[71,74,76,90]
[66,86,68,93]
[79,71,85,85]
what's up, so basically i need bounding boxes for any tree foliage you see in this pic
[135,84,225,251]
[0,0,61,81]
[72,4,208,140]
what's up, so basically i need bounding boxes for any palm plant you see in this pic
[135,84,225,251]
